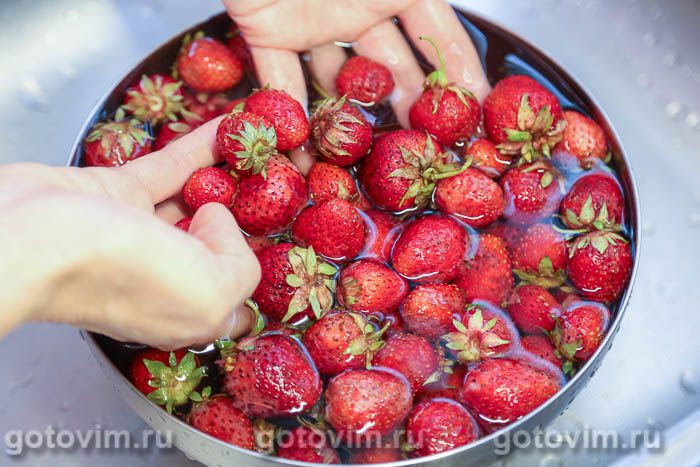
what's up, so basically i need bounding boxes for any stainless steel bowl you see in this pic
[69,7,641,467]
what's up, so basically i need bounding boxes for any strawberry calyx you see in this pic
[440,305,510,364]
[142,351,206,413]
[228,120,278,177]
[568,230,628,259]
[283,246,337,322]
[343,312,390,368]
[121,74,185,125]
[422,348,455,386]
[419,36,475,114]
[311,95,364,160]
[85,117,152,164]
[513,256,568,288]
[564,195,622,232]
[547,318,580,376]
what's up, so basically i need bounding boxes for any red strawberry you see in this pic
[372,332,440,394]
[405,398,480,457]
[553,110,608,170]
[466,138,512,178]
[155,120,197,150]
[348,440,403,464]
[391,215,467,284]
[435,167,505,228]
[338,260,408,313]
[291,198,367,263]
[188,395,256,450]
[460,357,562,433]
[560,173,624,231]
[441,303,515,364]
[409,37,481,147]
[302,311,387,376]
[500,161,563,225]
[245,235,275,254]
[245,88,310,152]
[418,364,467,402]
[183,89,231,121]
[512,223,567,287]
[129,349,204,413]
[336,56,395,105]
[400,283,467,341]
[252,244,336,323]
[232,155,308,236]
[483,75,565,162]
[550,301,610,370]
[324,367,413,440]
[220,333,322,418]
[506,284,563,335]
[567,231,632,303]
[176,34,243,93]
[307,162,361,205]
[454,234,514,305]
[182,167,236,212]
[226,25,252,70]
[83,119,152,167]
[483,221,523,254]
[310,96,373,166]
[174,216,193,232]
[363,209,401,262]
[122,74,185,125]
[276,426,340,464]
[379,311,406,338]
[216,110,276,173]
[520,335,563,370]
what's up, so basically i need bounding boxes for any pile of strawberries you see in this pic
[84,26,633,464]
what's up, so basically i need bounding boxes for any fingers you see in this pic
[399,0,491,101]
[154,196,189,223]
[353,20,425,128]
[308,43,347,97]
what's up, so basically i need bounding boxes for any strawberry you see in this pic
[549,301,610,371]
[372,332,441,394]
[174,216,193,232]
[512,223,567,287]
[483,75,565,162]
[506,284,563,335]
[83,118,152,167]
[176,33,243,93]
[560,173,624,231]
[245,235,275,254]
[553,110,608,170]
[483,221,523,254]
[291,198,367,263]
[454,234,514,305]
[182,167,236,212]
[391,215,467,284]
[520,335,563,370]
[226,25,252,70]
[359,130,464,211]
[460,357,562,433]
[434,167,505,228]
[183,89,231,121]
[418,364,467,402]
[405,398,480,457]
[409,37,481,147]
[252,244,336,323]
[441,303,515,364]
[336,55,395,105]
[216,110,276,173]
[129,349,205,413]
[188,395,256,450]
[231,155,308,236]
[122,74,185,125]
[500,161,563,225]
[567,231,632,303]
[302,311,387,376]
[338,260,408,313]
[324,367,413,440]
[307,162,361,205]
[220,333,322,418]
[400,283,467,341]
[276,425,340,464]
[363,209,401,262]
[155,120,197,150]
[466,138,512,178]
[348,440,403,464]
[245,88,310,152]
[310,96,373,166]
[379,311,406,338]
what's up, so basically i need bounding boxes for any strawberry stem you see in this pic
[420,36,448,88]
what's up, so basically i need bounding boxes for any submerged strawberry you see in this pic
[188,395,257,450]
[216,110,276,173]
[363,209,401,262]
[183,89,231,121]
[338,259,408,313]
[506,284,563,335]
[512,223,567,287]
[372,332,441,394]
[176,33,243,93]
[400,283,467,341]
[155,120,197,150]
[336,55,395,105]
[122,74,185,125]
[307,162,363,205]
[182,167,236,212]
[435,167,505,228]
[417,364,467,402]
[560,173,624,231]
[276,425,340,464]
[310,96,373,166]
[466,138,512,178]
[454,234,514,306]
[441,303,515,364]
[549,300,610,372]
[348,440,403,464]
[405,398,480,457]
[245,88,310,152]
[500,161,563,225]
[553,110,608,170]
[521,335,563,370]
[83,118,152,167]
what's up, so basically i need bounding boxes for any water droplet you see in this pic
[641,222,655,236]
[662,53,677,67]
[643,33,656,47]
[539,453,563,467]
[685,113,699,129]
[665,101,682,118]
[19,77,50,112]
[688,212,700,228]
[636,73,651,88]
[680,369,700,394]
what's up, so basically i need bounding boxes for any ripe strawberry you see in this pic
[483,75,565,162]
[560,173,624,231]
[129,349,205,413]
[245,235,275,254]
[454,234,514,305]
[348,440,403,464]
[310,96,373,166]
[460,357,562,433]
[435,167,505,228]
[400,283,467,341]
[338,260,408,313]
[276,426,340,464]
[466,138,512,178]
[553,110,608,170]
[188,395,256,450]
[405,398,480,457]
[226,25,252,70]
[520,335,563,370]
[155,120,197,150]
[302,311,387,376]
[391,215,467,284]
[441,303,515,364]
[176,33,243,93]
[512,223,567,287]
[307,162,361,205]
[484,221,523,254]
[359,130,463,211]
[83,118,152,167]
[409,37,481,147]
[500,161,563,225]
[567,231,632,303]
[549,301,610,371]
[174,216,193,232]
[231,155,308,236]
[506,284,563,335]
[324,368,413,440]
[252,244,336,323]
[292,198,367,263]
[418,364,467,403]
[379,311,406,338]
[121,74,185,125]
[220,333,322,418]
[336,55,395,105]
[363,209,401,262]
[245,88,310,152]
[372,332,441,394]
[182,167,236,212]
[183,89,231,121]
[216,110,276,173]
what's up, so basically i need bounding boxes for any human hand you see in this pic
[0,117,260,350]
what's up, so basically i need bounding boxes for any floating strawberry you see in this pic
[338,259,408,314]
[549,301,610,373]
[506,284,562,335]
[373,332,441,394]
[183,89,231,121]
[379,311,406,338]
[512,223,567,287]
[484,221,523,254]
[187,394,256,450]
[121,74,187,125]
[182,167,236,212]
[520,335,563,370]
[276,425,340,464]
[176,33,243,93]
[500,161,563,225]
[83,118,152,167]
[417,364,467,403]
[216,110,277,173]
[405,398,480,457]
[560,173,624,231]
[553,110,608,170]
[454,234,514,305]
[441,304,515,364]
[307,162,362,205]
[400,283,467,341]
[363,209,401,262]
[310,96,373,166]
[155,120,197,150]
[336,56,395,105]
[466,138,512,178]
[245,88,310,152]
[435,167,505,228]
